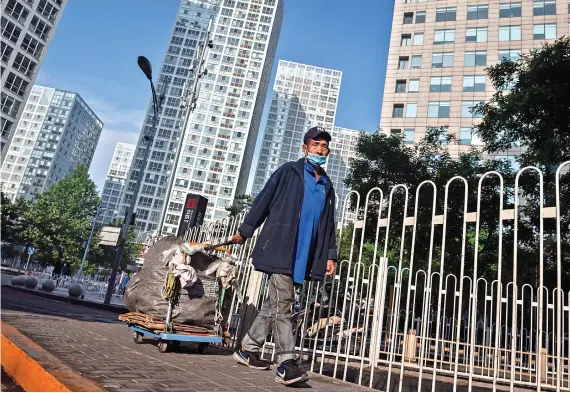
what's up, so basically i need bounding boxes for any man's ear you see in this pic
[301,144,308,155]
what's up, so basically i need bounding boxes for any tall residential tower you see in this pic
[120,0,284,235]
[1,0,67,162]
[97,142,136,225]
[252,60,341,196]
[0,85,103,201]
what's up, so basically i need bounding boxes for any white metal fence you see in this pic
[185,161,569,392]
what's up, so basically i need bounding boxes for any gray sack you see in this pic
[124,235,217,328]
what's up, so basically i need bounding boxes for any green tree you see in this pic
[474,37,570,166]
[1,192,30,249]
[474,36,570,290]
[21,165,100,274]
[226,194,254,217]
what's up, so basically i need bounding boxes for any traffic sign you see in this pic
[27,247,35,255]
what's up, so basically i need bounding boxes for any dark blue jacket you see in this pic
[238,158,337,281]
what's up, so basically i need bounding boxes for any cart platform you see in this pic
[128,324,223,353]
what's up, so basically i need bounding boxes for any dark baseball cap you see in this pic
[303,126,331,142]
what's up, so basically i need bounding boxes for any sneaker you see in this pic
[275,359,309,385]
[233,349,270,370]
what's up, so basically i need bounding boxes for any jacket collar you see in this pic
[293,158,333,193]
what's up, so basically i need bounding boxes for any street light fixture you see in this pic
[103,56,165,304]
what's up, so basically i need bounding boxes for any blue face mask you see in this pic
[306,153,327,167]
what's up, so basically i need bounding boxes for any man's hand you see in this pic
[231,233,246,245]
[325,260,336,276]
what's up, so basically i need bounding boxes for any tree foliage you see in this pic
[1,192,30,251]
[474,37,570,166]
[226,194,254,217]
[21,165,100,274]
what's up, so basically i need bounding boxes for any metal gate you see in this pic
[186,161,569,392]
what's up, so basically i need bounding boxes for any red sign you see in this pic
[185,198,197,209]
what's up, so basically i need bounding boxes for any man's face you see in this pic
[302,137,330,158]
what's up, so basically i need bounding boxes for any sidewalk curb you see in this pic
[1,323,103,392]
[1,284,128,313]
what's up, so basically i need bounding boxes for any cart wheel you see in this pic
[197,343,208,354]
[158,341,169,353]
[133,332,143,344]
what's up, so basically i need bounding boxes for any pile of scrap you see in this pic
[119,312,216,336]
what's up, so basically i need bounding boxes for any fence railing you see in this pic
[184,161,569,392]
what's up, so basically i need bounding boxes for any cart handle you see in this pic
[188,240,234,255]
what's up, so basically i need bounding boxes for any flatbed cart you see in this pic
[128,324,222,353]
[124,240,235,353]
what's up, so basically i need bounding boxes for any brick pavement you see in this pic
[0,287,370,392]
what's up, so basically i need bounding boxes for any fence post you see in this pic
[540,348,547,382]
[369,256,389,368]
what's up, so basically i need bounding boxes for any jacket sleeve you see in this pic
[327,191,338,261]
[238,166,285,239]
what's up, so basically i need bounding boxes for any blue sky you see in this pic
[36,0,394,191]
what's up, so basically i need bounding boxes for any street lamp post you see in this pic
[104,56,164,304]
[156,19,214,236]
[76,206,116,280]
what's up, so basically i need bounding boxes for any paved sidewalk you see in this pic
[0,287,370,392]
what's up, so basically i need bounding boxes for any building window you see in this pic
[5,0,30,24]
[393,104,404,118]
[411,55,422,68]
[533,24,557,40]
[37,0,59,23]
[406,104,417,118]
[498,49,522,62]
[1,94,21,117]
[404,129,415,144]
[466,27,488,43]
[390,129,401,136]
[409,79,420,92]
[467,4,488,20]
[21,34,44,59]
[413,32,424,45]
[436,7,457,22]
[29,16,51,41]
[430,76,452,92]
[401,34,412,46]
[434,29,455,44]
[465,51,487,66]
[4,72,29,97]
[1,18,22,44]
[398,56,409,69]
[499,3,522,18]
[460,128,473,144]
[463,75,486,92]
[428,101,451,118]
[1,44,13,64]
[461,101,483,118]
[499,25,522,41]
[403,12,414,24]
[432,52,454,68]
[395,80,407,93]
[12,53,36,77]
[533,0,556,15]
[416,11,426,23]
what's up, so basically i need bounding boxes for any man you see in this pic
[231,126,337,385]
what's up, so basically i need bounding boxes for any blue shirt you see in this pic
[292,163,327,284]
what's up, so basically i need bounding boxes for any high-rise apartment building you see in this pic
[1,0,67,163]
[121,0,284,235]
[97,142,136,225]
[379,0,569,156]
[252,60,342,196]
[0,85,103,201]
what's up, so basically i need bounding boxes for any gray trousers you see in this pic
[241,273,295,365]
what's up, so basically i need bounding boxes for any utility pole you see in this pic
[104,57,166,305]
[156,18,214,236]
